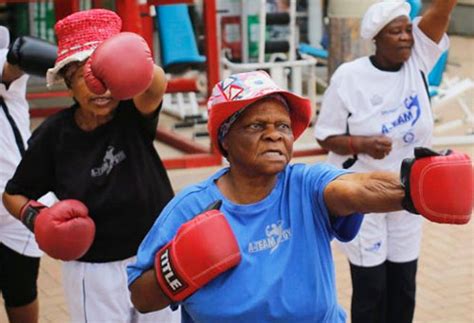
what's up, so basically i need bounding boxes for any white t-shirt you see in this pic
[314,18,449,173]
[0,48,43,256]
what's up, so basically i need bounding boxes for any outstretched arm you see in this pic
[418,0,457,43]
[133,65,167,116]
[324,148,472,225]
[324,172,404,217]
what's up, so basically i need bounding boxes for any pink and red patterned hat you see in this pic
[46,9,122,87]
[207,70,312,155]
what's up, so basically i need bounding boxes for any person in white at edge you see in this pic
[314,1,455,322]
[0,26,58,323]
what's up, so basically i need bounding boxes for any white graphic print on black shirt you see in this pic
[91,145,126,177]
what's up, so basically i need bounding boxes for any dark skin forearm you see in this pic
[2,191,29,220]
[133,65,167,116]
[317,136,355,156]
[418,0,457,43]
[324,172,405,216]
[129,269,171,313]
[1,62,24,87]
[317,134,392,159]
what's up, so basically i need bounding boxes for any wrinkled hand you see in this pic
[359,135,392,159]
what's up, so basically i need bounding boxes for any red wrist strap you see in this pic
[348,136,357,155]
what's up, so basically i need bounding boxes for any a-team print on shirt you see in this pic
[380,92,422,144]
[247,220,292,254]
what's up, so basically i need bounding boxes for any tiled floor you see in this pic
[1,35,473,322]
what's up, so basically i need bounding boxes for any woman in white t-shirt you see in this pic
[314,1,455,322]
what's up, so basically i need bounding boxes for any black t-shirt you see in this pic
[6,100,174,262]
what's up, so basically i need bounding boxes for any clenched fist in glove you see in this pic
[84,32,154,100]
[20,199,96,260]
[7,36,57,77]
[154,207,241,302]
[401,147,473,224]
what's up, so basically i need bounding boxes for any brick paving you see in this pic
[0,35,473,322]
[335,220,474,323]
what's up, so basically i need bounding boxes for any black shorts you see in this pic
[0,243,40,307]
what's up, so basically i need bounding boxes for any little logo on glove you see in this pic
[158,248,188,294]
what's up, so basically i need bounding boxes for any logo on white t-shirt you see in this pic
[91,145,126,177]
[403,131,415,143]
[381,94,421,135]
[248,220,292,254]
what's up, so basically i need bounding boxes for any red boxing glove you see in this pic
[20,199,96,260]
[154,209,241,302]
[401,147,473,224]
[84,32,154,100]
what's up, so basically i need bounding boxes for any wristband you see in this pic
[20,200,46,232]
[348,136,357,155]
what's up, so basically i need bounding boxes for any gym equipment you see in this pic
[224,0,317,110]
[155,4,205,73]
[162,77,205,122]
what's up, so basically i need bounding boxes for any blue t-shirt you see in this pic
[128,163,363,323]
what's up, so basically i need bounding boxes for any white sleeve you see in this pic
[0,49,7,84]
[313,77,350,140]
[0,25,9,84]
[411,17,450,74]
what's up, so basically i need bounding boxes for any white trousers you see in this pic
[336,210,423,267]
[62,257,181,323]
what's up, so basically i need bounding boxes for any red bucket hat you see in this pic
[46,9,122,87]
[207,70,312,155]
